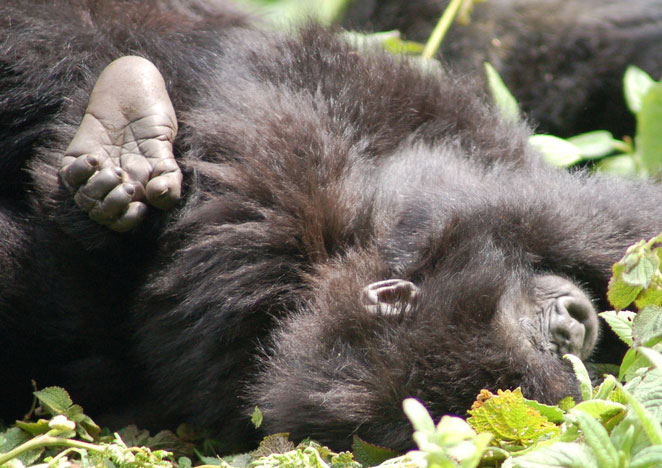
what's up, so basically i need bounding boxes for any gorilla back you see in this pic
[2,0,662,452]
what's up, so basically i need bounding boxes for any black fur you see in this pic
[1,0,662,451]
[344,0,662,137]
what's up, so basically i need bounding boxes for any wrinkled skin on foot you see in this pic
[59,56,181,232]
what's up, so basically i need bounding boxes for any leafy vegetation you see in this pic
[494,64,662,177]
[6,238,662,468]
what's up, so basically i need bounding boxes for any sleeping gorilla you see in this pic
[344,0,662,137]
[1,0,661,452]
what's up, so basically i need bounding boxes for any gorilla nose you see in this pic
[549,293,597,359]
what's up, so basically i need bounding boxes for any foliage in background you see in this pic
[486,65,662,177]
[6,240,662,468]
[231,0,350,27]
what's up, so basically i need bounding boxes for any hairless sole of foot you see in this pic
[59,56,182,232]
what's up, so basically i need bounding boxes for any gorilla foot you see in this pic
[59,56,181,232]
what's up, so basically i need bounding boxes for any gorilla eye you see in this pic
[361,279,419,316]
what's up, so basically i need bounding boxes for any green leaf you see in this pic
[511,442,599,468]
[564,354,592,401]
[607,241,661,310]
[0,427,43,466]
[351,436,399,467]
[634,278,662,309]
[630,445,662,468]
[529,134,583,168]
[13,419,51,436]
[330,451,361,468]
[558,396,577,412]
[0,428,30,453]
[252,434,296,460]
[609,423,636,461]
[593,378,618,401]
[638,347,662,373]
[381,36,425,55]
[402,399,435,434]
[65,404,101,441]
[608,375,662,445]
[594,154,638,177]
[572,400,625,420]
[484,62,520,123]
[627,366,662,405]
[632,305,662,347]
[622,253,659,289]
[33,387,73,416]
[636,82,662,176]
[624,65,656,114]
[467,388,559,446]
[571,411,618,468]
[566,131,619,159]
[599,311,635,346]
[522,399,565,424]
[251,407,263,429]
[608,273,642,311]
[342,31,425,56]
[619,348,646,382]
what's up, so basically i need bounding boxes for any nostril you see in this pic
[535,275,599,360]
[550,311,586,355]
[550,294,596,358]
[560,296,593,322]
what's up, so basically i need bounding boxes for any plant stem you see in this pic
[422,0,465,59]
[0,435,106,465]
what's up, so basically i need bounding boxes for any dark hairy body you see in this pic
[2,0,662,452]
[345,0,662,137]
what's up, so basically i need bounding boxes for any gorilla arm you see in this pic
[59,56,181,232]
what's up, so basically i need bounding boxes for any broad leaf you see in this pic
[571,411,618,468]
[594,154,637,177]
[632,305,662,347]
[630,445,662,468]
[572,400,625,420]
[403,398,435,434]
[564,354,592,401]
[351,436,399,467]
[529,134,583,168]
[567,130,618,159]
[511,442,599,468]
[523,399,565,424]
[599,310,635,346]
[33,387,73,416]
[484,62,520,123]
[467,388,559,446]
[636,82,662,176]
[252,406,263,429]
[638,347,662,372]
[613,375,662,445]
[624,66,656,114]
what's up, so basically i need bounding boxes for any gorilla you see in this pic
[344,0,662,137]
[1,0,661,452]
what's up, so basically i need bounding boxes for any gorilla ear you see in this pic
[361,279,419,316]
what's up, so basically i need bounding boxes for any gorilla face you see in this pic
[365,274,598,361]
[253,248,597,450]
